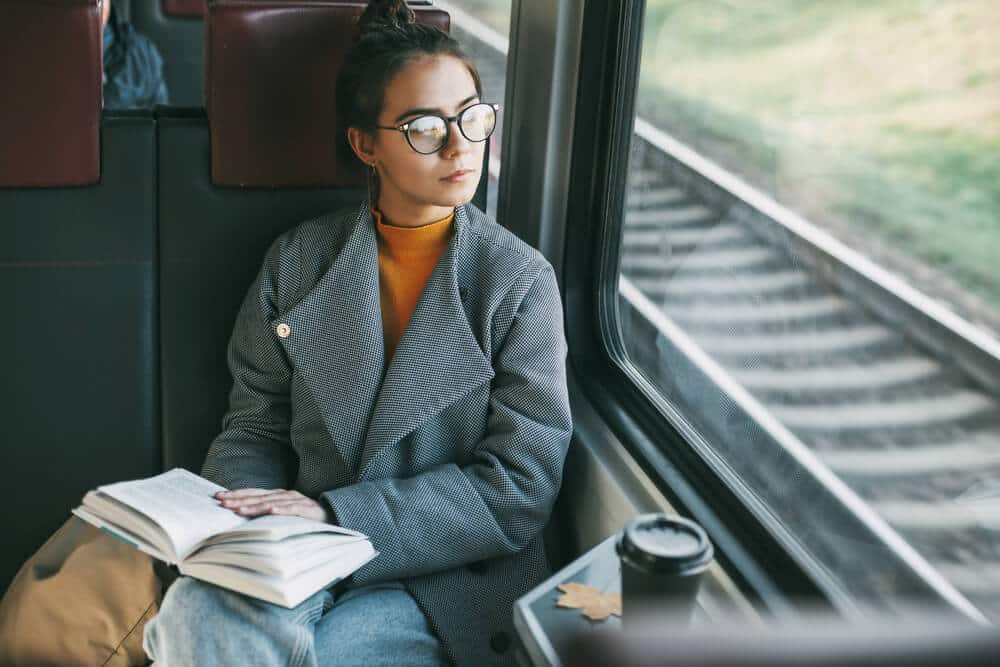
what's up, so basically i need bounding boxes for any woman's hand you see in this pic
[215,488,334,523]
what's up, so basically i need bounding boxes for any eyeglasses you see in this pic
[375,103,499,155]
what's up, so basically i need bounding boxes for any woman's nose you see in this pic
[441,119,472,157]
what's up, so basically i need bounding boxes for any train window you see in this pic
[435,1,512,219]
[615,1,1000,621]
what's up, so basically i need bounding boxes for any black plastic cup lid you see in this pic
[616,513,714,575]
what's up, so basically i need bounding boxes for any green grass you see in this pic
[637,0,1000,308]
[837,130,1000,296]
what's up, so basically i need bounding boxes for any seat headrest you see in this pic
[163,2,438,20]
[205,1,450,188]
[0,0,102,188]
[164,0,206,17]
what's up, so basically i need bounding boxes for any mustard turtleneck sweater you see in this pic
[373,209,455,360]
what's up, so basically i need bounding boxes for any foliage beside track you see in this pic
[638,0,1000,311]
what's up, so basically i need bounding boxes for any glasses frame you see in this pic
[375,103,500,155]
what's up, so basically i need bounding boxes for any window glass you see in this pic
[434,1,512,219]
[619,0,1000,620]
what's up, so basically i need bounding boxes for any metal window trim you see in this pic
[493,0,585,277]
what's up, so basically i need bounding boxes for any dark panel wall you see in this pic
[0,114,159,591]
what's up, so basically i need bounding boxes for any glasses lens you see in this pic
[458,104,496,142]
[406,115,448,153]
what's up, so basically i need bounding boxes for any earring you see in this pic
[367,162,378,206]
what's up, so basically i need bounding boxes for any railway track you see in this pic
[620,162,1000,618]
[447,5,1000,622]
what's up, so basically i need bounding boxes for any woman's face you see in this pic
[354,54,486,226]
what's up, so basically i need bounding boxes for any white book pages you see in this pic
[97,468,247,558]
[78,492,177,558]
[72,506,172,563]
[186,539,373,580]
[192,532,366,561]
[203,514,366,545]
[180,543,378,608]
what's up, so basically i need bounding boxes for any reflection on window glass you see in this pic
[434,1,512,219]
[618,1,1000,621]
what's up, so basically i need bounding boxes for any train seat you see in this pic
[128,1,445,108]
[206,1,447,188]
[0,0,102,188]
[158,0,450,474]
[0,0,159,592]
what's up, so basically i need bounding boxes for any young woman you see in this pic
[141,1,572,665]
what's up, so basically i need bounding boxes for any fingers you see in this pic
[237,498,326,522]
[214,489,327,521]
[217,489,303,514]
[215,488,274,500]
[231,499,292,517]
[268,500,328,522]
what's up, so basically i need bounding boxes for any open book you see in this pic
[72,468,377,608]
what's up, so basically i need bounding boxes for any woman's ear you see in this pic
[347,128,376,166]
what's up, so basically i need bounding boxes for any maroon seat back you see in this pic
[0,0,102,187]
[205,1,449,187]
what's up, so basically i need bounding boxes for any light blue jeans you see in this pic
[143,577,449,666]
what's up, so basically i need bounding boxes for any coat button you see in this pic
[466,560,487,574]
[489,631,510,654]
[275,323,291,338]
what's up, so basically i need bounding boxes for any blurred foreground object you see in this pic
[566,613,1000,667]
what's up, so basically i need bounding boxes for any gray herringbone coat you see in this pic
[201,203,572,666]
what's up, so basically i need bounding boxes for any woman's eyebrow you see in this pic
[394,94,480,123]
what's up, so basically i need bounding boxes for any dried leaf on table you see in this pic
[556,582,622,621]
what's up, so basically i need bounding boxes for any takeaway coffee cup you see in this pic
[616,513,714,626]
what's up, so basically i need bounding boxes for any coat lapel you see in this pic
[358,205,495,479]
[275,208,386,475]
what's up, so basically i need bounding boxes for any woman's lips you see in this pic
[441,169,476,183]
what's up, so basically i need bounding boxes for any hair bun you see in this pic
[358,0,416,34]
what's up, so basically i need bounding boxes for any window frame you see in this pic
[556,0,971,618]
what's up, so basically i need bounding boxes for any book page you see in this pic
[179,543,377,608]
[78,493,176,559]
[187,537,372,579]
[203,514,366,546]
[72,506,172,562]
[97,468,247,558]
[194,532,366,562]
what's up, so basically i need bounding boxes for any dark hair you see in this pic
[335,0,483,163]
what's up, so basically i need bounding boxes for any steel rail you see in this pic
[621,276,988,623]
